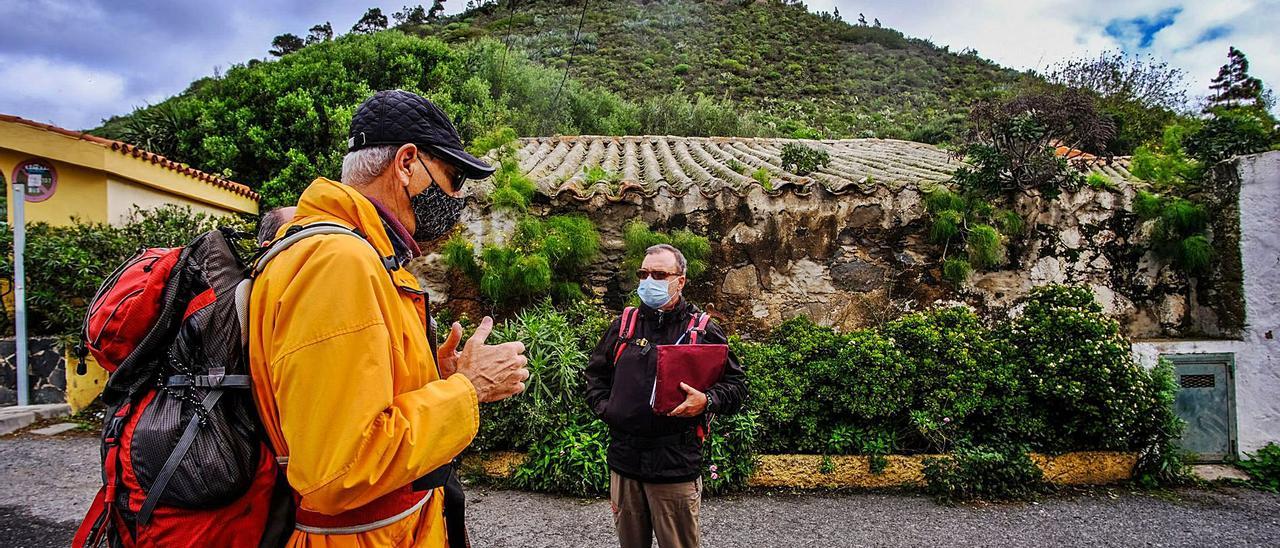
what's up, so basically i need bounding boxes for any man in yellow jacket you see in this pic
[249,90,529,547]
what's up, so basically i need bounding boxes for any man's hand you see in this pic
[667,382,707,417]
[437,322,463,378]
[454,316,529,403]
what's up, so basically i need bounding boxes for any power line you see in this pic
[543,0,589,135]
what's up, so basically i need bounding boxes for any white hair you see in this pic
[341,145,399,186]
[646,244,687,274]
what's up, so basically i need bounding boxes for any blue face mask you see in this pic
[636,278,673,309]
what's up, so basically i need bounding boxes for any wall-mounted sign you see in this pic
[13,160,57,203]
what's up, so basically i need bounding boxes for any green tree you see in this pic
[351,8,389,33]
[1206,47,1268,111]
[269,33,305,57]
[306,22,334,45]
[392,5,430,27]
[1186,47,1278,164]
[428,0,447,21]
[1046,51,1189,154]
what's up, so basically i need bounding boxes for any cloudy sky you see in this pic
[2,0,1277,131]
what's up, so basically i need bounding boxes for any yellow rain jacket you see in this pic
[249,178,479,547]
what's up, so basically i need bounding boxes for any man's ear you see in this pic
[396,144,418,182]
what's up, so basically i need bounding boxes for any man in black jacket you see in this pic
[584,244,747,548]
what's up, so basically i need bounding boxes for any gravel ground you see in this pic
[3,433,1278,547]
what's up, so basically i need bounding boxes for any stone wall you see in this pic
[0,337,67,404]
[413,167,1243,341]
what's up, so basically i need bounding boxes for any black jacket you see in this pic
[584,299,747,483]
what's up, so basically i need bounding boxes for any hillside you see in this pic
[424,0,1029,141]
[90,0,1047,207]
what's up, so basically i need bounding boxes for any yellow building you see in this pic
[0,114,258,225]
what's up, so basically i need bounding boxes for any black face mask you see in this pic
[408,158,466,242]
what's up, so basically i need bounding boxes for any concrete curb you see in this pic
[0,404,72,436]
[461,451,1139,488]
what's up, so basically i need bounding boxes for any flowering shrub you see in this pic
[1000,285,1169,452]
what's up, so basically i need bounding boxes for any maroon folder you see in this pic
[652,343,729,415]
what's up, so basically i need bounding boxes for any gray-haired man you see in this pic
[584,244,748,548]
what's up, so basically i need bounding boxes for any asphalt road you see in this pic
[3,432,1278,547]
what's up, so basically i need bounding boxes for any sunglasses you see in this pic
[636,269,683,281]
[417,154,467,192]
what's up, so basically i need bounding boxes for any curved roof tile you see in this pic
[481,136,1134,202]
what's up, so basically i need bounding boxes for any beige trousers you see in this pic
[610,471,702,548]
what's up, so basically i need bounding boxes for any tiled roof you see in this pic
[0,114,259,201]
[487,136,1137,201]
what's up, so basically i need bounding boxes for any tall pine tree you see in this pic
[1206,47,1265,111]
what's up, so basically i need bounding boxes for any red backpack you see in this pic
[73,224,365,547]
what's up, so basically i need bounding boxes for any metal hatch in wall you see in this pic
[1164,353,1237,462]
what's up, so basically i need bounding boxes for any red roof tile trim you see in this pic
[0,114,258,201]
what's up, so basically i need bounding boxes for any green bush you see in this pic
[751,167,773,190]
[442,215,600,308]
[922,186,1019,285]
[1133,191,1214,275]
[472,301,607,452]
[741,286,1179,462]
[998,285,1162,452]
[703,410,759,493]
[1239,442,1280,492]
[941,257,972,285]
[1130,122,1203,189]
[512,416,610,497]
[883,307,1015,451]
[473,300,754,496]
[1086,172,1118,191]
[622,221,711,280]
[0,206,247,336]
[779,143,830,175]
[1132,359,1191,487]
[471,284,1186,497]
[1184,107,1277,165]
[923,445,1046,502]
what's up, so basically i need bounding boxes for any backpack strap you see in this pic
[688,313,710,344]
[137,388,225,525]
[675,312,711,345]
[235,223,385,350]
[612,307,640,365]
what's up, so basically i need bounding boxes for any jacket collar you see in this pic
[291,178,398,260]
[288,178,425,293]
[366,196,422,263]
[640,297,695,324]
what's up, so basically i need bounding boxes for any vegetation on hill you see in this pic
[90,1,1275,211]
[421,0,1026,141]
[94,32,756,208]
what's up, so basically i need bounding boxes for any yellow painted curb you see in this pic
[461,451,527,479]
[1031,451,1139,485]
[749,454,930,488]
[461,451,1138,488]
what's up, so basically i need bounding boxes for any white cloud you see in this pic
[818,0,1280,111]
[0,55,126,129]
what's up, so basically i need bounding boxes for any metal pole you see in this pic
[13,178,28,406]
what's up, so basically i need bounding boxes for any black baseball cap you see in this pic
[347,89,496,179]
